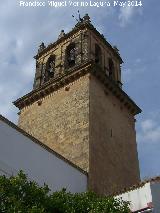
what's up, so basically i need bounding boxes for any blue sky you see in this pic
[0,0,160,179]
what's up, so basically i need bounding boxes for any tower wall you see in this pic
[89,75,140,195]
[34,29,89,89]
[15,17,141,195]
[88,31,121,82]
[19,75,90,171]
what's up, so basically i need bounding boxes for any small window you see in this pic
[108,58,114,78]
[95,44,102,65]
[44,55,55,82]
[66,43,76,68]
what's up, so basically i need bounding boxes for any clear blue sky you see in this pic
[0,0,160,179]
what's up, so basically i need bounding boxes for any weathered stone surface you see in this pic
[19,73,140,195]
[89,75,140,195]
[16,18,140,195]
[19,75,89,171]
[33,20,122,90]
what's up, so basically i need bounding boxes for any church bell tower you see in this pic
[14,14,141,195]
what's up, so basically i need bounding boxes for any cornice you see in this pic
[92,65,141,115]
[87,23,123,63]
[13,61,92,109]
[13,60,141,116]
[34,22,123,63]
[34,23,87,59]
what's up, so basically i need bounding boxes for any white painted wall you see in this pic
[0,118,87,193]
[116,182,152,212]
[0,159,17,177]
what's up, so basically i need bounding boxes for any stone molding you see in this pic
[13,60,141,116]
[34,22,123,64]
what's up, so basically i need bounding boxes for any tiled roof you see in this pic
[113,176,160,196]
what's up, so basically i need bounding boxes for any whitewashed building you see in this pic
[0,114,87,193]
[116,177,160,212]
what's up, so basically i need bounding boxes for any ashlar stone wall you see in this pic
[89,75,140,195]
[19,75,89,171]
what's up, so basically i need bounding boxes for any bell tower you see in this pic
[14,14,141,195]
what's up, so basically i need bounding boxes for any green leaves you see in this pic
[0,171,130,213]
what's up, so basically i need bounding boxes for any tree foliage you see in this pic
[0,171,130,213]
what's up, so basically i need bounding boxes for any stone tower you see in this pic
[14,14,141,195]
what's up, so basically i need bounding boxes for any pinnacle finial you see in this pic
[58,30,65,39]
[83,14,91,23]
[38,42,46,53]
